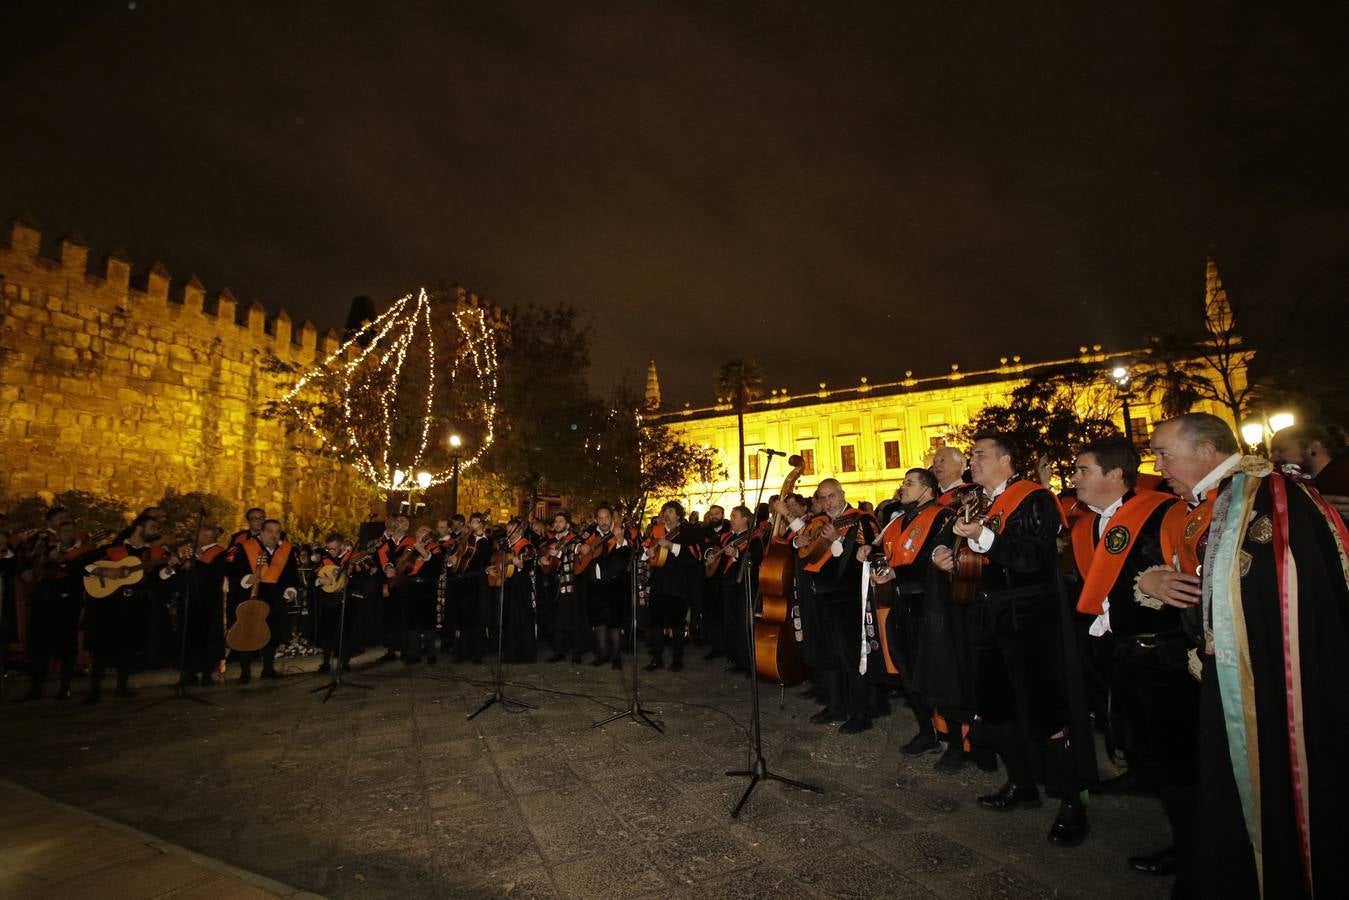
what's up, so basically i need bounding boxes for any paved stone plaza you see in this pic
[2,658,1172,899]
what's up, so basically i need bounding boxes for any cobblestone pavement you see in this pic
[1,657,1173,899]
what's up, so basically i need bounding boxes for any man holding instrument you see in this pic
[932,430,1093,847]
[82,512,172,703]
[643,501,701,673]
[228,519,299,683]
[796,478,879,733]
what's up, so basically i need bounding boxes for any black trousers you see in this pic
[27,588,82,691]
[647,590,689,661]
[1112,634,1199,889]
[720,580,751,669]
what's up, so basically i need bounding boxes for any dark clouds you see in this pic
[2,0,1345,405]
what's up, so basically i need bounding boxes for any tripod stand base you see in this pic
[467,690,537,720]
[591,701,663,732]
[309,676,373,703]
[725,754,822,818]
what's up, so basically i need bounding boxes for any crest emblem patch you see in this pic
[1247,515,1273,545]
[984,514,1003,534]
[1104,525,1130,554]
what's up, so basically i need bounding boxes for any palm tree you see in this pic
[715,358,765,503]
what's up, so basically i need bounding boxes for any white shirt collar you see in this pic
[987,479,1010,499]
[198,542,219,551]
[941,481,963,494]
[1190,453,1244,502]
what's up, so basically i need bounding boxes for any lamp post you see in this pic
[1112,365,1133,446]
[1241,422,1265,455]
[447,433,463,517]
[398,469,433,515]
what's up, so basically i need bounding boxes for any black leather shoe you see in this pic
[810,708,845,725]
[317,662,332,674]
[546,653,566,663]
[590,656,607,667]
[670,659,684,673]
[403,656,422,666]
[260,669,280,680]
[426,655,437,665]
[901,732,943,757]
[977,782,1042,812]
[1048,800,1089,846]
[570,653,583,665]
[934,740,968,775]
[113,687,137,698]
[56,686,72,700]
[1095,769,1147,795]
[611,656,622,670]
[239,669,252,685]
[376,650,398,663]
[1127,846,1176,875]
[838,716,872,734]
[643,658,664,672]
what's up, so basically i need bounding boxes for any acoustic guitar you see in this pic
[83,547,167,599]
[226,553,271,653]
[646,525,680,568]
[754,454,807,686]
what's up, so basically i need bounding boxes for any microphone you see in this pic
[759,448,785,457]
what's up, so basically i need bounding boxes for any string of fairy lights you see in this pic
[279,288,499,492]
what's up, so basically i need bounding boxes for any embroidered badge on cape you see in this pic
[1238,549,1253,578]
[984,514,1002,534]
[1104,525,1130,554]
[1247,515,1273,545]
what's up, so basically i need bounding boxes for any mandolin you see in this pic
[950,485,987,606]
[796,510,863,568]
[226,553,271,652]
[315,538,381,594]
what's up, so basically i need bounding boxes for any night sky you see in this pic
[2,1,1346,406]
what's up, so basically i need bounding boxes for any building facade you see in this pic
[655,262,1243,512]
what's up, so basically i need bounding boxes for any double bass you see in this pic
[754,454,807,685]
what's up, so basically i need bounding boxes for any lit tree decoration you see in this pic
[278,288,500,491]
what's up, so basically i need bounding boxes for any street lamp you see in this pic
[1269,412,1295,433]
[1111,365,1134,446]
[447,433,463,517]
[1241,422,1265,453]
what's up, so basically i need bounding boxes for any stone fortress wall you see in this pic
[0,217,376,528]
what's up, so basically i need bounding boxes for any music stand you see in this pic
[592,523,662,732]
[311,575,372,702]
[725,451,822,816]
[468,540,536,719]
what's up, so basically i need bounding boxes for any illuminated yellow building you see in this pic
[655,261,1245,511]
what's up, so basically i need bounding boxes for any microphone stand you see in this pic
[311,569,372,702]
[593,504,662,732]
[143,508,214,709]
[468,536,537,719]
[725,451,822,817]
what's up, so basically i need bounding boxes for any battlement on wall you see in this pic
[0,217,509,361]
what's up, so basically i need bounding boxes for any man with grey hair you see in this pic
[1146,412,1349,898]
[931,445,968,504]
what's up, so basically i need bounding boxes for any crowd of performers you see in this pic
[5,412,1349,899]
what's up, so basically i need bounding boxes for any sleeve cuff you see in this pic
[967,527,995,553]
[670,544,681,557]
[830,539,844,558]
